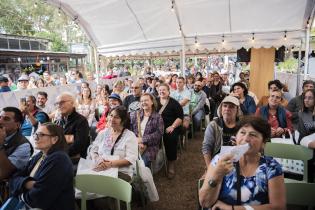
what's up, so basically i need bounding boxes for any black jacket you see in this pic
[10,151,75,210]
[54,110,90,158]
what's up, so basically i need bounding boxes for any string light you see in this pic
[251,33,255,43]
[171,0,175,12]
[284,31,287,41]
[58,8,62,16]
[307,19,310,28]
[34,2,38,8]
[222,35,225,44]
[194,36,199,46]
[179,25,182,34]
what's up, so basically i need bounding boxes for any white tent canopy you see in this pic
[47,0,315,57]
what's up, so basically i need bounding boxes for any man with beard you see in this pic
[190,80,207,131]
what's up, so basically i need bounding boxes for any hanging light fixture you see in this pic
[34,2,38,8]
[251,33,255,43]
[307,19,310,28]
[222,35,225,44]
[194,36,199,46]
[284,31,287,41]
[179,25,182,34]
[171,0,175,12]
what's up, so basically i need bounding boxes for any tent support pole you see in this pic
[296,40,302,96]
[94,47,99,84]
[181,37,186,77]
[304,26,310,80]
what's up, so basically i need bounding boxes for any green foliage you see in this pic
[277,58,298,72]
[0,0,81,52]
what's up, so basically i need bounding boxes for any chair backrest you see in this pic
[75,174,132,210]
[286,182,315,206]
[264,142,313,181]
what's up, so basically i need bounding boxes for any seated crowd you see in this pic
[0,69,315,210]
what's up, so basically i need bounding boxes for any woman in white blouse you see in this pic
[87,105,138,181]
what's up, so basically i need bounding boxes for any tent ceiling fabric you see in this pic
[47,0,314,56]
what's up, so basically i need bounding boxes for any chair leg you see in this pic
[161,138,168,176]
[116,199,121,210]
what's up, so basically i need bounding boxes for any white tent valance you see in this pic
[47,0,315,56]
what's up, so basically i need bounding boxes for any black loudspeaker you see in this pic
[237,47,251,62]
[274,46,285,62]
[292,50,315,59]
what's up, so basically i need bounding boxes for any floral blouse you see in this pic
[211,155,283,205]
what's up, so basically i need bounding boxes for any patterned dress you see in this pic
[211,155,283,205]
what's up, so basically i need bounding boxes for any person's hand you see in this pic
[24,180,36,190]
[275,127,285,136]
[19,103,29,115]
[212,200,233,210]
[93,159,112,171]
[214,154,234,177]
[139,143,147,154]
[271,128,277,137]
[65,135,74,144]
[0,126,6,145]
[229,92,239,99]
[137,137,142,144]
[166,126,175,134]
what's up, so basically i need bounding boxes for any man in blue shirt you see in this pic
[0,107,32,181]
[0,76,11,93]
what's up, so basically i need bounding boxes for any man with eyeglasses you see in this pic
[0,107,32,181]
[53,92,90,165]
[123,81,142,112]
[190,80,207,131]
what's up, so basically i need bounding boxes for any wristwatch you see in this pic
[208,179,217,188]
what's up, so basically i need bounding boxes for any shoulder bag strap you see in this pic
[137,111,142,138]
[110,128,125,155]
[235,161,241,205]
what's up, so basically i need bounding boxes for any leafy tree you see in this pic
[0,0,85,52]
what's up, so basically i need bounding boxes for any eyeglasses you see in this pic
[270,95,281,100]
[304,96,314,100]
[33,132,54,139]
[54,100,71,107]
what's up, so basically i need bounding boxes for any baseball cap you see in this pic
[217,95,242,117]
[0,76,9,83]
[18,74,29,81]
[108,93,121,101]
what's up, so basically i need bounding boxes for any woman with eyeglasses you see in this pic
[10,122,75,210]
[255,89,292,138]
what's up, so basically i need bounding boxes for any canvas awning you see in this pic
[47,0,315,57]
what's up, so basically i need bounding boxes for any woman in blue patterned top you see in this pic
[199,116,285,210]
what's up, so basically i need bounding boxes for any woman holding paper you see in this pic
[297,89,315,149]
[130,93,164,167]
[87,105,138,181]
[199,116,285,210]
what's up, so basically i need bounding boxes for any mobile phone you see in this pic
[20,97,26,105]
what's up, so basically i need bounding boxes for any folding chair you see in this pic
[75,174,132,210]
[264,142,313,182]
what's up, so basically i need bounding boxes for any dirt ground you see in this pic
[135,132,205,210]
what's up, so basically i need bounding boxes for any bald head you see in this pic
[55,92,75,116]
